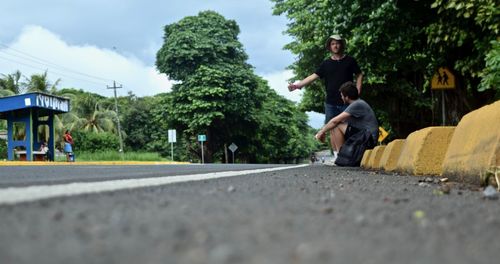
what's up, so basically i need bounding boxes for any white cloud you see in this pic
[0,25,172,97]
[0,25,326,129]
[261,69,302,103]
[261,70,324,129]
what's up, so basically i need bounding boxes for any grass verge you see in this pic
[55,151,168,162]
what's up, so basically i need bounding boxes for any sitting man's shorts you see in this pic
[344,124,376,149]
[344,125,361,140]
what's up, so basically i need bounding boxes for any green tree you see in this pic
[156,11,262,162]
[121,94,158,152]
[24,70,60,93]
[0,70,22,96]
[72,93,117,133]
[156,11,248,81]
[427,0,500,107]
[250,78,317,163]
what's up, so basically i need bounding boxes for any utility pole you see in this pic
[107,81,124,154]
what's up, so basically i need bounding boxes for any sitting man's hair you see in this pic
[339,81,359,100]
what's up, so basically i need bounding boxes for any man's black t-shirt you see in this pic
[315,56,361,105]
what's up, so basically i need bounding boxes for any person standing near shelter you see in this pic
[288,34,363,161]
[63,129,74,162]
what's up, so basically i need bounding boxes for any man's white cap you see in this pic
[325,34,346,50]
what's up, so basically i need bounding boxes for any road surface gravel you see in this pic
[0,164,498,264]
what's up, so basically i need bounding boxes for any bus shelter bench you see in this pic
[14,150,48,161]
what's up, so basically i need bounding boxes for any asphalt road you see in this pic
[0,164,289,187]
[0,164,499,264]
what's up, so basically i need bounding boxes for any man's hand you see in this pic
[315,131,326,143]
[288,83,300,91]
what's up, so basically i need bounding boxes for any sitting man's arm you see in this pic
[315,111,351,142]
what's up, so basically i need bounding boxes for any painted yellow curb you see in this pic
[360,149,373,168]
[379,139,406,172]
[367,145,386,169]
[0,161,190,166]
[442,100,500,184]
[396,126,455,176]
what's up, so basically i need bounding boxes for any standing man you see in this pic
[288,34,363,160]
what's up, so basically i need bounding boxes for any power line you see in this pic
[0,43,114,83]
[0,55,108,87]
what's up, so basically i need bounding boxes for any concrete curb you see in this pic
[442,100,500,185]
[360,149,373,168]
[379,139,405,172]
[395,126,455,176]
[367,145,386,169]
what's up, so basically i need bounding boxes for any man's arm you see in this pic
[355,73,363,94]
[288,73,319,91]
[315,111,351,142]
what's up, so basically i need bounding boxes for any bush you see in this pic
[70,131,120,152]
[76,151,166,161]
[0,139,6,159]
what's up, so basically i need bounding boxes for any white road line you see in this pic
[0,164,309,205]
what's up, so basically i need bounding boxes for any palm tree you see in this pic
[0,70,23,96]
[72,94,117,133]
[24,70,60,94]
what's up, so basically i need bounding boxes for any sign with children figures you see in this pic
[431,67,456,90]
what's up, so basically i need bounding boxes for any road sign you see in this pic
[168,129,176,143]
[378,127,389,143]
[228,143,238,163]
[431,67,455,90]
[198,135,206,142]
[228,143,238,152]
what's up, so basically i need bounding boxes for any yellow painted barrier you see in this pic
[396,127,455,175]
[367,145,386,169]
[442,100,500,184]
[360,149,373,168]
[379,139,406,172]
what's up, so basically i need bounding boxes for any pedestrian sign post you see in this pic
[431,67,455,90]
[168,129,176,161]
[431,67,456,126]
[198,134,206,164]
[228,143,238,163]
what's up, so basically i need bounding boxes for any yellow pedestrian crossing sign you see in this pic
[431,67,456,89]
[378,127,389,143]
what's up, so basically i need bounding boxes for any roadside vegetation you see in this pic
[55,151,166,162]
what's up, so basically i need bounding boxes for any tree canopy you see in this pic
[155,10,316,163]
[272,0,499,137]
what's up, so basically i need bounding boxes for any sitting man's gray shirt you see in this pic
[344,99,379,141]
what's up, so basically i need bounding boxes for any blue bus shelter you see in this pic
[0,92,70,161]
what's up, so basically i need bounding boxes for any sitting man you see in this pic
[315,81,378,165]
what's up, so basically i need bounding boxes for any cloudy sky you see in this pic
[0,0,324,128]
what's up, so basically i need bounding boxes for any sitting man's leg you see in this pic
[330,123,347,152]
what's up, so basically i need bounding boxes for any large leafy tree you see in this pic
[121,94,158,152]
[156,11,262,162]
[250,77,317,163]
[156,11,316,163]
[426,0,499,122]
[156,11,249,80]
